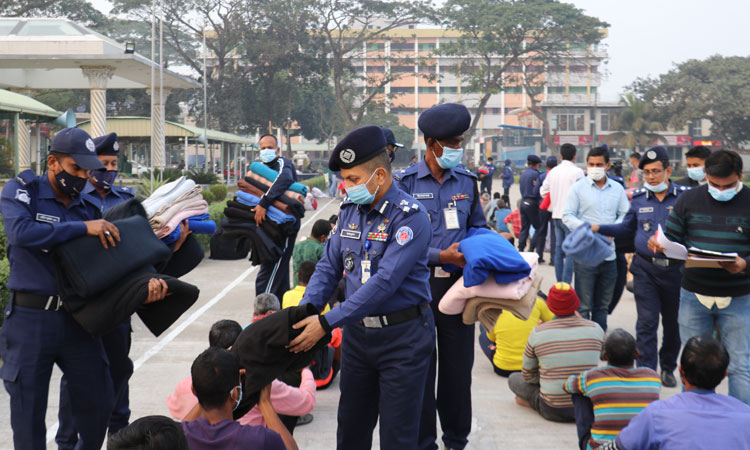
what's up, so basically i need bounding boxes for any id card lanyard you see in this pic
[362,240,372,284]
[444,199,459,230]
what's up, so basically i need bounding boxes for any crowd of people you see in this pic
[2,101,750,450]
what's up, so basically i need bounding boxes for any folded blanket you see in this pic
[243,175,305,204]
[439,252,539,315]
[562,223,615,267]
[149,194,207,229]
[155,205,210,238]
[458,228,532,287]
[248,162,308,196]
[152,185,203,216]
[237,179,304,217]
[235,191,296,224]
[223,205,295,243]
[142,177,197,217]
[462,276,543,330]
[162,226,182,245]
[187,218,217,235]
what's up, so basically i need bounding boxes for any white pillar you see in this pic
[148,87,171,169]
[17,118,30,171]
[81,66,114,138]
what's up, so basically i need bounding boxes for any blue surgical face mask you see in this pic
[432,141,463,169]
[260,149,277,163]
[345,169,380,205]
[687,166,705,182]
[644,180,668,193]
[708,183,740,202]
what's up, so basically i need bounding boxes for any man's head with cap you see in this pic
[330,125,392,207]
[546,282,580,316]
[527,154,542,168]
[381,127,403,163]
[640,145,672,192]
[48,127,104,197]
[546,155,558,169]
[505,159,511,166]
[418,103,471,171]
[89,132,121,190]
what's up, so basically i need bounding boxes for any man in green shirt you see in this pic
[292,219,332,286]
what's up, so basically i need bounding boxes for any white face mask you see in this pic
[588,167,606,181]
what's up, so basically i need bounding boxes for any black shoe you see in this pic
[661,371,677,388]
[538,258,546,264]
[296,414,314,426]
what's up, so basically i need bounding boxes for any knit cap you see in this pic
[547,282,580,316]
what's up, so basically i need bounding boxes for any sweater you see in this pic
[665,184,750,296]
[487,298,554,371]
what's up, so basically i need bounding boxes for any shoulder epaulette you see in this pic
[631,188,647,198]
[15,169,38,187]
[455,166,478,179]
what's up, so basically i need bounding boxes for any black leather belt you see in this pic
[637,253,682,268]
[13,292,63,311]
[361,304,428,328]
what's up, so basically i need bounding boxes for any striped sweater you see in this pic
[564,366,661,448]
[665,184,750,296]
[522,316,604,408]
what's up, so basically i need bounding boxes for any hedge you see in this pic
[193,199,228,252]
[302,175,327,191]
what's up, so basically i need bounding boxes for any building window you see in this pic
[600,110,612,132]
[418,86,437,94]
[504,86,522,94]
[419,43,436,52]
[441,86,458,94]
[569,86,588,94]
[368,65,385,73]
[548,86,566,94]
[390,42,414,52]
[367,43,385,52]
[419,65,437,73]
[552,109,585,132]
[390,86,414,94]
[392,65,414,73]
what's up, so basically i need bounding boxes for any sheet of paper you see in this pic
[656,225,687,260]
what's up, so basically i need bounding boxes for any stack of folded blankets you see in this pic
[219,162,306,265]
[438,228,542,331]
[142,176,216,244]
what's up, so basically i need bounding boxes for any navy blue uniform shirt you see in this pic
[300,183,431,328]
[394,161,486,265]
[1,170,100,296]
[519,166,540,199]
[83,181,135,212]
[597,182,688,258]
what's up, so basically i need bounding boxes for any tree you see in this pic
[315,0,434,128]
[438,0,608,145]
[605,93,667,152]
[631,55,750,151]
[293,82,348,152]
[0,0,107,26]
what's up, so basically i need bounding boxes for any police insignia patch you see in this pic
[15,189,30,204]
[395,226,413,246]
[345,254,355,272]
[85,138,96,153]
[340,149,355,164]
[642,221,651,232]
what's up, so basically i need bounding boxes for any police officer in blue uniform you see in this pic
[56,133,136,448]
[288,125,435,450]
[0,128,121,449]
[518,154,542,253]
[254,134,300,300]
[593,146,686,388]
[394,103,486,450]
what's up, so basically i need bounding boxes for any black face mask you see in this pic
[55,165,88,197]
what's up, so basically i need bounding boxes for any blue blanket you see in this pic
[162,214,217,244]
[249,162,308,196]
[235,191,297,224]
[457,228,532,287]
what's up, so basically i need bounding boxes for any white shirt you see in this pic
[540,160,584,219]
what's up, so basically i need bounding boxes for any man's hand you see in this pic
[287,315,326,353]
[85,219,120,249]
[252,205,267,226]
[173,220,192,253]
[719,257,748,274]
[144,278,169,304]
[590,224,600,233]
[259,383,272,405]
[439,242,466,267]
[647,235,666,254]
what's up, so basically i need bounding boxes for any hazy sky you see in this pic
[90,0,749,102]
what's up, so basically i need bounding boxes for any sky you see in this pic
[90,0,749,102]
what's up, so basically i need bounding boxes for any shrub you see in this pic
[134,174,169,200]
[187,168,219,185]
[210,184,228,202]
[201,190,216,204]
[193,199,228,252]
[301,175,327,191]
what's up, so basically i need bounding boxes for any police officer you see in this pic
[0,128,122,449]
[592,146,686,387]
[56,133,135,448]
[479,156,496,196]
[394,103,486,450]
[254,133,300,300]
[289,125,435,450]
[382,127,404,163]
[518,154,542,253]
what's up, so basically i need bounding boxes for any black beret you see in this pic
[418,103,471,140]
[639,146,669,169]
[329,126,387,171]
[527,154,542,164]
[93,132,120,156]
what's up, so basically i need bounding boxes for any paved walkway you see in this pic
[0,180,727,449]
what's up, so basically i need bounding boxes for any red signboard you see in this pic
[553,136,593,146]
[693,140,722,147]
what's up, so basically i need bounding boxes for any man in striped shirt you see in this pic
[565,329,661,449]
[652,149,750,405]
[509,283,604,422]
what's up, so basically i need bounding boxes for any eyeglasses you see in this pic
[643,169,664,177]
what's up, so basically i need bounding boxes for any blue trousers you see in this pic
[336,307,435,450]
[629,256,681,372]
[0,298,114,450]
[56,320,133,448]
[553,219,574,283]
[419,275,475,450]
[255,232,296,301]
[518,199,541,252]
[574,259,617,331]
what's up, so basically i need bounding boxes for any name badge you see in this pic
[340,230,362,240]
[435,267,451,278]
[36,213,60,224]
[638,207,654,213]
[361,260,371,284]
[413,193,433,200]
[444,208,460,230]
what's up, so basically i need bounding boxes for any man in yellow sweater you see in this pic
[283,261,329,313]
[478,295,554,376]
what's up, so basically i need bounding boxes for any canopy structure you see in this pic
[0,18,200,171]
[77,117,253,145]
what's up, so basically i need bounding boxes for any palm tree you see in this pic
[605,93,668,152]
